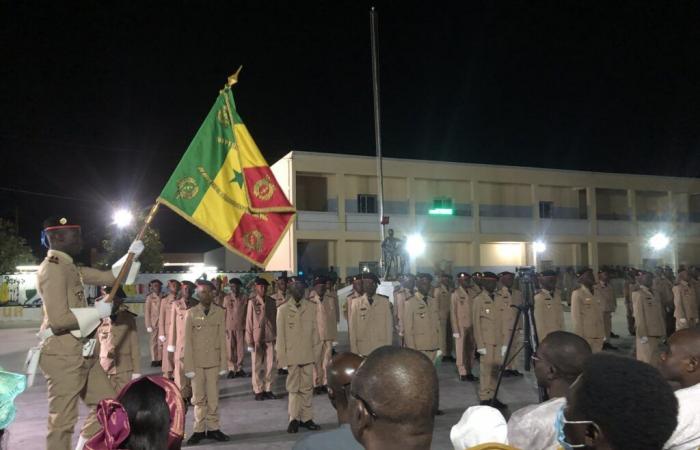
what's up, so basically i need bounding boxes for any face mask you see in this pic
[555,406,595,449]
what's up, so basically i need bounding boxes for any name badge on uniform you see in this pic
[82,339,97,357]
[485,309,490,314]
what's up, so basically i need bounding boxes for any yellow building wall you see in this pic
[415,241,471,268]
[384,177,408,201]
[346,240,381,264]
[478,182,531,205]
[678,244,700,266]
[537,185,580,208]
[413,179,471,203]
[636,191,669,216]
[343,175,377,198]
[480,242,527,266]
[598,243,628,266]
[673,193,689,215]
[596,189,628,216]
[536,243,578,267]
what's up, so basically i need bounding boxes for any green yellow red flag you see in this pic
[158,86,295,266]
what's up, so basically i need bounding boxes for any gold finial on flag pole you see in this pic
[227,66,243,87]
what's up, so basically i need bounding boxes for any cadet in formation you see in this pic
[309,276,339,394]
[632,270,666,365]
[168,280,198,401]
[246,277,278,400]
[433,272,454,361]
[596,268,618,350]
[673,267,699,330]
[394,273,415,346]
[349,273,392,357]
[223,278,248,378]
[496,271,524,377]
[451,272,478,382]
[144,279,163,367]
[404,273,441,362]
[159,279,180,379]
[533,270,564,341]
[342,275,364,327]
[271,274,289,375]
[570,268,606,353]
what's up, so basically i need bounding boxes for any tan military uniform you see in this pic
[276,298,322,423]
[246,294,277,394]
[596,281,616,338]
[158,293,177,377]
[342,290,360,323]
[223,292,247,372]
[271,290,288,308]
[467,284,482,299]
[349,293,393,356]
[673,281,699,329]
[571,285,605,352]
[496,286,523,370]
[404,291,440,362]
[183,303,227,433]
[624,280,638,335]
[169,298,195,397]
[632,285,666,365]
[144,292,162,362]
[37,249,116,449]
[310,291,339,387]
[97,307,141,392]
[451,286,475,376]
[433,284,453,357]
[533,288,564,341]
[472,290,505,401]
[394,287,411,344]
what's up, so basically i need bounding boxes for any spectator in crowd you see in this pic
[558,353,678,450]
[508,331,592,450]
[349,346,437,450]
[658,326,700,450]
[450,406,515,450]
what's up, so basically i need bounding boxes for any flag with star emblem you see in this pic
[158,87,295,266]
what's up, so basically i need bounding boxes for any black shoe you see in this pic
[255,392,264,401]
[492,398,508,409]
[186,432,206,445]
[466,373,479,382]
[155,360,162,367]
[436,409,445,416]
[263,391,278,399]
[287,420,300,433]
[321,385,328,393]
[227,370,236,379]
[459,375,468,382]
[443,356,456,362]
[236,369,248,377]
[509,369,524,377]
[502,370,513,378]
[150,361,157,367]
[603,342,618,350]
[206,430,230,442]
[480,400,491,406]
[610,332,620,338]
[278,368,288,375]
[300,420,321,430]
[313,386,324,395]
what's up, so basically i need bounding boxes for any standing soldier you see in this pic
[660,266,676,335]
[533,270,564,341]
[310,276,339,394]
[212,277,226,307]
[596,269,619,350]
[404,273,440,362]
[342,275,364,326]
[223,278,247,379]
[271,274,289,375]
[97,286,141,392]
[623,268,638,336]
[349,273,393,357]
[246,277,278,401]
[571,268,606,353]
[144,279,163,367]
[158,279,180,379]
[276,276,322,434]
[36,216,143,450]
[451,272,478,382]
[395,273,415,345]
[496,271,524,377]
[463,272,482,300]
[183,280,230,445]
[673,267,699,330]
[632,270,666,365]
[472,272,507,408]
[433,273,454,362]
[168,280,198,402]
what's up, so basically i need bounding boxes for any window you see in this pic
[433,196,453,209]
[357,194,377,213]
[539,201,553,219]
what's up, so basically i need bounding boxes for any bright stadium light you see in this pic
[112,208,134,228]
[649,232,670,251]
[533,240,546,254]
[405,233,426,258]
[428,208,454,215]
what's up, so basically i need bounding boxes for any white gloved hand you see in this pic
[167,345,175,353]
[128,240,145,257]
[158,335,166,343]
[680,318,688,325]
[111,254,141,285]
[131,373,141,380]
[283,366,288,370]
[185,372,195,379]
[641,336,649,344]
[501,346,508,357]
[477,348,487,355]
[95,299,113,319]
[247,347,254,353]
[332,341,338,347]
[219,370,227,376]
[453,333,460,338]
[146,327,153,333]
[37,328,54,340]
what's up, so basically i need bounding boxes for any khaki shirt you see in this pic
[349,294,393,356]
[394,287,411,335]
[673,281,699,321]
[275,298,321,367]
[144,293,161,331]
[496,286,523,336]
[158,293,177,339]
[404,292,440,351]
[653,277,674,308]
[343,290,361,321]
[310,291,339,341]
[38,249,115,356]
[169,298,196,360]
[473,290,505,349]
[450,286,472,331]
[433,284,453,321]
[98,308,140,374]
[183,303,227,372]
[632,286,666,338]
[467,284,482,299]
[571,285,605,339]
[596,282,616,313]
[246,294,277,345]
[271,290,288,308]
[534,288,564,341]
[222,293,247,332]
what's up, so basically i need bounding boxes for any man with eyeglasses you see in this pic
[658,327,700,450]
[508,331,592,450]
[558,353,677,450]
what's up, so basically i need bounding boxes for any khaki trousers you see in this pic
[39,351,116,450]
[478,346,503,401]
[107,370,133,393]
[586,337,604,353]
[251,342,275,394]
[173,358,192,399]
[149,328,162,362]
[226,329,246,371]
[287,363,314,422]
[636,336,661,366]
[192,366,221,432]
[603,311,613,337]
[162,339,173,378]
[455,327,475,376]
[313,340,333,387]
[438,316,450,356]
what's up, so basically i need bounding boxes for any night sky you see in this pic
[3,1,700,256]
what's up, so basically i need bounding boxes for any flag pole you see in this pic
[370,6,387,271]
[105,201,161,303]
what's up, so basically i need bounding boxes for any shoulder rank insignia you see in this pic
[48,256,59,264]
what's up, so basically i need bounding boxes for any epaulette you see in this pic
[48,256,60,264]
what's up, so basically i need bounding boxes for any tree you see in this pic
[99,212,164,272]
[0,218,35,273]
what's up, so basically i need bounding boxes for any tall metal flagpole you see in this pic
[370,6,386,272]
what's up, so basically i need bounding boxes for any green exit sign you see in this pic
[428,208,454,215]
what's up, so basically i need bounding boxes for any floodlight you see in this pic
[533,240,546,254]
[112,208,134,228]
[649,233,670,251]
[405,233,426,258]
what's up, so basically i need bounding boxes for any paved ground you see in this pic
[0,309,634,449]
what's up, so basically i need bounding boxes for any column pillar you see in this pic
[337,239,347,280]
[337,173,346,231]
